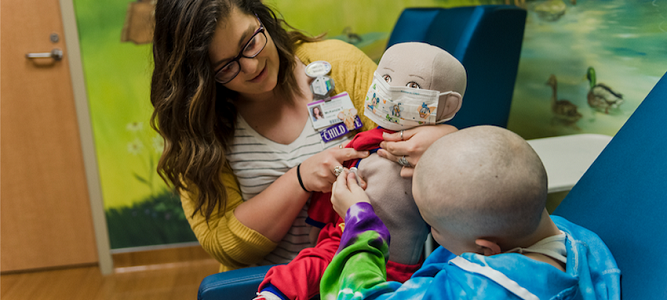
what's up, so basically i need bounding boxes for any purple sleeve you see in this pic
[321,202,402,299]
[337,202,391,254]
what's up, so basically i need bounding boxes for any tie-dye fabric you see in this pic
[321,203,620,300]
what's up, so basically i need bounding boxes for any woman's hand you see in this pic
[378,124,458,178]
[331,170,370,218]
[300,148,369,193]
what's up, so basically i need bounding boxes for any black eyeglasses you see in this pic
[214,16,267,84]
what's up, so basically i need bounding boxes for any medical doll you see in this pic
[253,42,467,300]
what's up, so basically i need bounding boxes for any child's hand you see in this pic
[331,169,371,218]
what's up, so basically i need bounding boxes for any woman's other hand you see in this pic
[378,124,458,178]
[300,148,369,193]
[331,170,370,218]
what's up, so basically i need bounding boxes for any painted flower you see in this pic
[152,135,164,153]
[126,121,143,132]
[127,138,144,155]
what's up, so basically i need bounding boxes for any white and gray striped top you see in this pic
[226,115,352,265]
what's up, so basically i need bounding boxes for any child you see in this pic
[323,125,621,300]
[254,43,466,300]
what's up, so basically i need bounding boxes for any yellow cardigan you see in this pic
[180,39,378,272]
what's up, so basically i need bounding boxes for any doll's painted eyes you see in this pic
[406,81,421,89]
[381,75,420,89]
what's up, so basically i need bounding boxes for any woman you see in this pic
[150,0,456,272]
[312,106,324,121]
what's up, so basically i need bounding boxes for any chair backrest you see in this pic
[387,5,527,129]
[553,72,667,300]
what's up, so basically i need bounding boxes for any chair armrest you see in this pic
[527,134,611,193]
[198,265,278,300]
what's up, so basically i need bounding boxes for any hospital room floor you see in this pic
[1,247,219,300]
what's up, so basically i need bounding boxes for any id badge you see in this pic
[308,92,363,142]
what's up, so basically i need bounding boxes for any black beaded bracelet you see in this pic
[296,163,310,193]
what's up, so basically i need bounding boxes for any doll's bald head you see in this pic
[413,126,548,250]
[377,42,467,121]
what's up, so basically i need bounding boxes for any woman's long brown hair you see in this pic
[150,0,319,221]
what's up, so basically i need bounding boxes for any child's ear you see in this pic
[438,92,463,121]
[475,238,501,256]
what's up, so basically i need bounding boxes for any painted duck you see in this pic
[586,66,623,114]
[546,74,582,129]
[342,27,362,45]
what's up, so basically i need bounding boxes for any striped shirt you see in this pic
[226,115,352,265]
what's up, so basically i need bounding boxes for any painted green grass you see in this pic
[105,189,197,249]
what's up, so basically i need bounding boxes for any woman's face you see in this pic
[313,107,320,115]
[209,7,280,96]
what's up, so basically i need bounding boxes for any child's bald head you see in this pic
[413,126,547,252]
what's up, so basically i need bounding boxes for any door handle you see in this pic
[25,48,63,61]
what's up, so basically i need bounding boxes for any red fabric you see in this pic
[259,219,343,300]
[306,192,337,227]
[344,127,393,151]
[386,258,423,283]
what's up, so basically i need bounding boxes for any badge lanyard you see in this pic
[305,61,363,142]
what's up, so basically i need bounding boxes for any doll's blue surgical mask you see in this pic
[364,72,456,131]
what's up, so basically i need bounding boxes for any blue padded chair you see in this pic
[552,72,667,300]
[198,6,528,300]
[387,5,527,129]
[198,264,274,300]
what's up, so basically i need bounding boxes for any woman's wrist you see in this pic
[296,163,310,193]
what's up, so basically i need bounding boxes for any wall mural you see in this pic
[267,0,500,61]
[507,0,667,139]
[73,0,664,250]
[74,0,194,249]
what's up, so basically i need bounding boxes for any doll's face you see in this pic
[375,43,466,123]
[377,58,428,92]
[379,72,423,89]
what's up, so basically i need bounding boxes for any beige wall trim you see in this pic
[110,241,202,254]
[59,0,113,275]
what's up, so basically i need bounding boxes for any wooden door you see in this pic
[1,0,98,272]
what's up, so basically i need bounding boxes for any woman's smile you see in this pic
[249,64,268,83]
